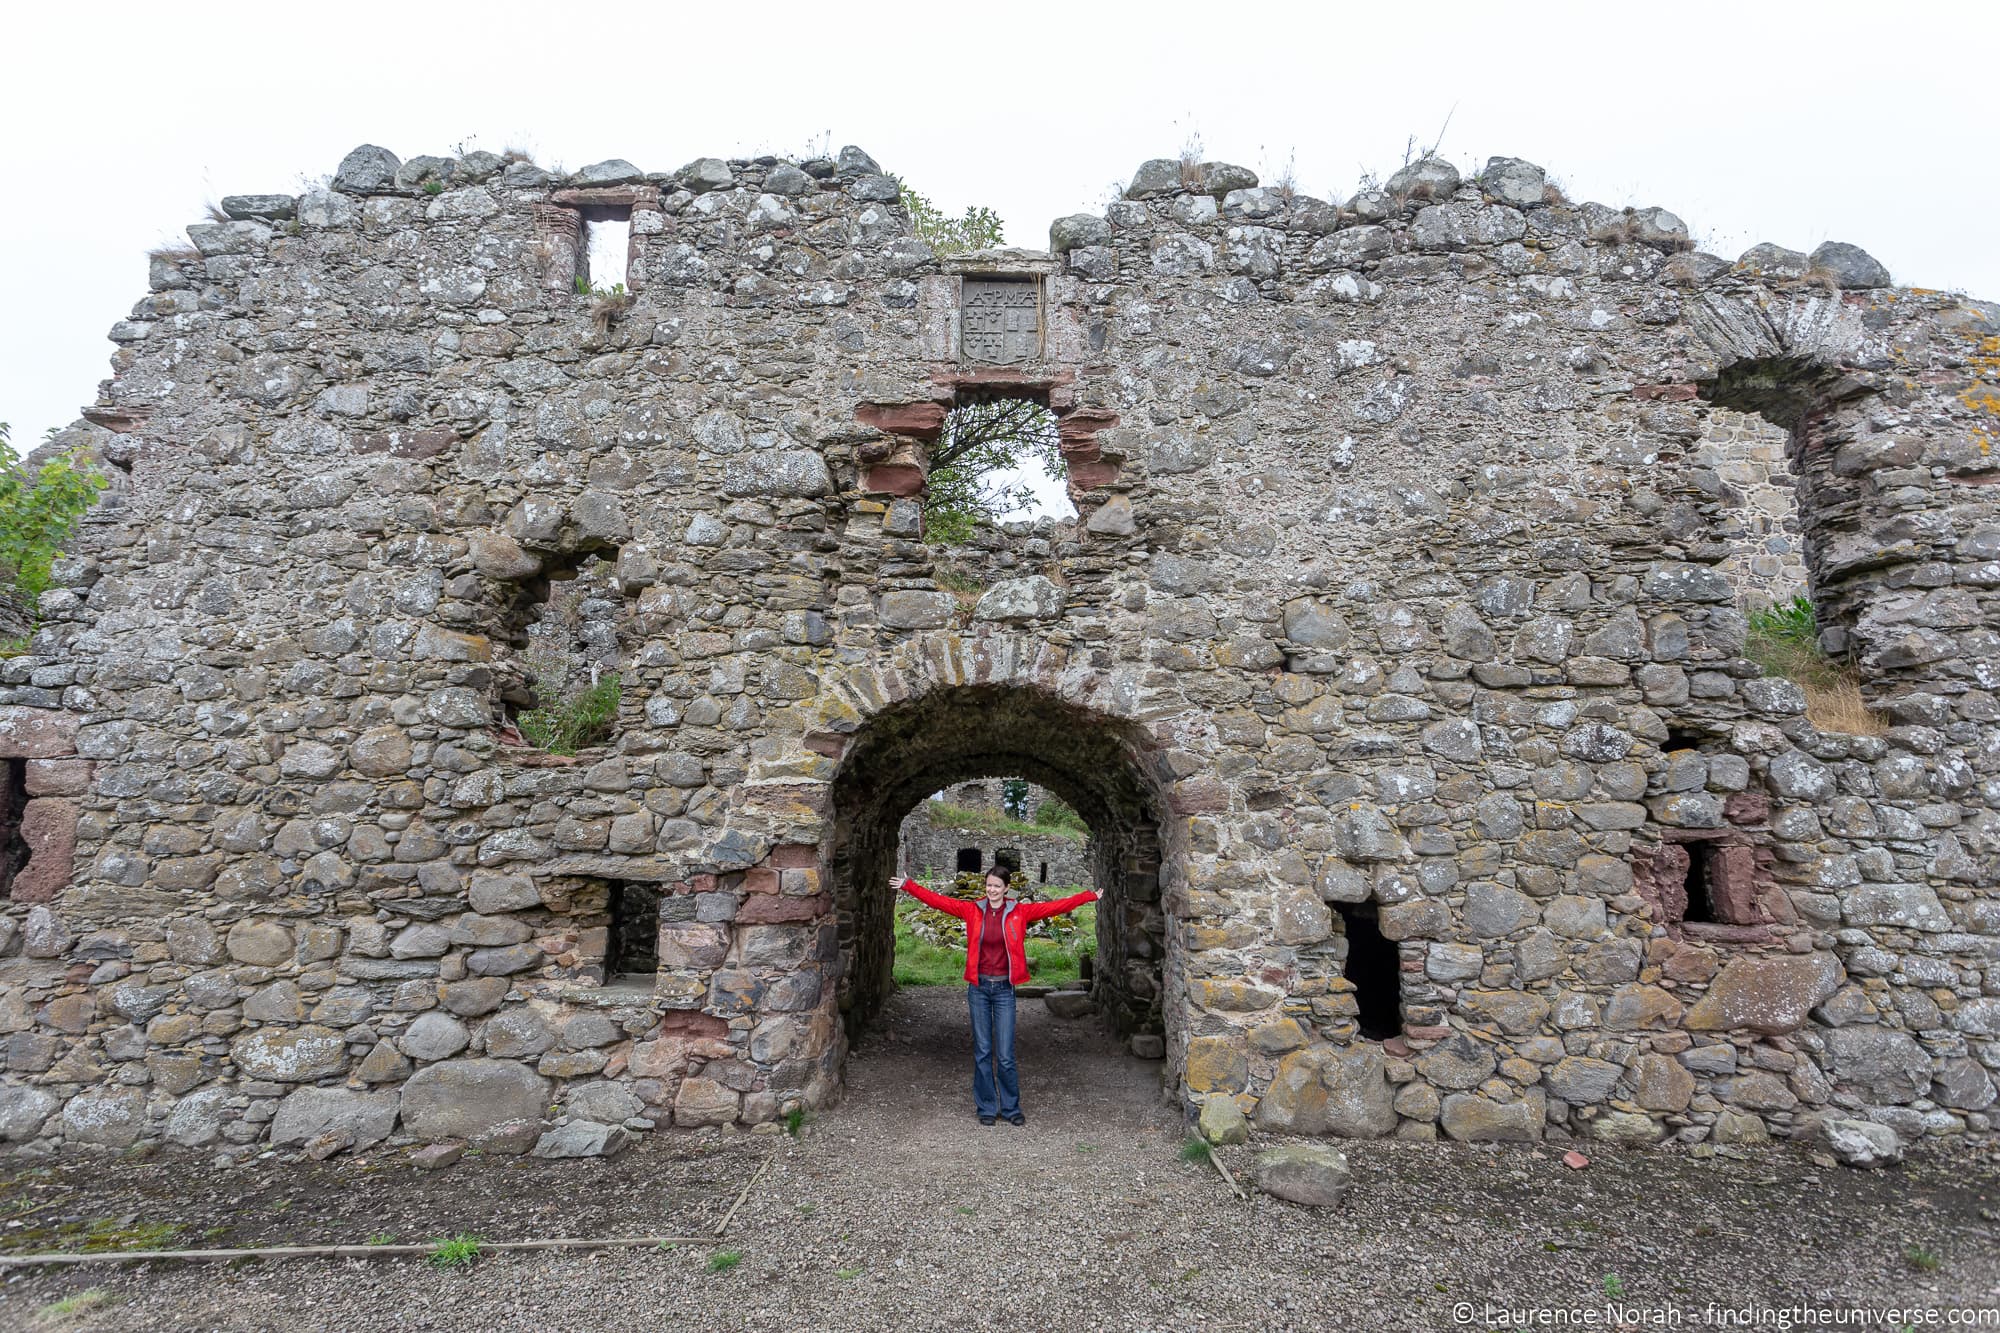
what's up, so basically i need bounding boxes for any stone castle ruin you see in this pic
[0,135,1995,1158]
[895,780,1094,890]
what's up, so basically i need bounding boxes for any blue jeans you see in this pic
[966,977,1019,1119]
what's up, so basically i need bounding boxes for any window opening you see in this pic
[1038,860,1048,884]
[1336,903,1401,1041]
[580,206,630,291]
[927,396,1073,541]
[606,880,661,979]
[0,759,26,899]
[1680,840,1716,923]
[500,552,625,754]
[955,847,981,874]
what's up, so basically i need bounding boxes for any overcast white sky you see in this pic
[4,0,1994,496]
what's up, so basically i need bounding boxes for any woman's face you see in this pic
[983,873,1008,904]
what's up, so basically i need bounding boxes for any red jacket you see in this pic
[898,878,1098,985]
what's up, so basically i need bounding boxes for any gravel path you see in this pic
[4,987,1998,1331]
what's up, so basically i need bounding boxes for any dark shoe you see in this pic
[1006,1113,1026,1126]
[979,1115,997,1125]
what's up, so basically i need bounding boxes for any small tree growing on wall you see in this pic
[897,181,1005,258]
[0,423,107,637]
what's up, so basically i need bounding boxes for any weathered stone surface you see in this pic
[1809,1117,1904,1168]
[11,132,1994,1160]
[333,144,400,193]
[1255,1145,1350,1207]
[1440,1093,1542,1142]
[533,1121,633,1158]
[0,1084,57,1141]
[1198,1095,1249,1146]
[401,1059,549,1141]
[231,1026,348,1081]
[1684,953,1842,1035]
[270,1087,399,1149]
[61,1087,147,1147]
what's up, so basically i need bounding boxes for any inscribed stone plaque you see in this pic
[961,279,1040,364]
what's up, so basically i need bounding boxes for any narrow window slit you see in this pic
[581,206,630,291]
[606,881,661,980]
[1680,841,1716,923]
[0,759,27,899]
[1336,903,1401,1041]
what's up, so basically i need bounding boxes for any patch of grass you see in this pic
[933,567,985,597]
[836,1266,862,1279]
[1602,1273,1626,1299]
[588,283,634,337]
[1179,1137,1214,1164]
[1744,596,1885,735]
[72,1218,178,1253]
[517,672,621,755]
[366,1231,398,1245]
[783,1106,808,1137]
[707,1249,742,1273]
[923,799,1087,844]
[427,1234,483,1269]
[36,1288,115,1322]
[1904,1243,1941,1272]
[422,180,444,196]
[891,912,965,987]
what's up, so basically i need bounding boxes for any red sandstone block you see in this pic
[687,874,717,894]
[736,894,825,924]
[1724,792,1770,826]
[23,759,89,797]
[862,464,926,497]
[0,708,77,759]
[11,798,77,903]
[769,844,818,869]
[658,1009,728,1038]
[1065,461,1119,489]
[742,867,780,894]
[854,402,947,438]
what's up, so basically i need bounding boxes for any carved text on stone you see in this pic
[961,280,1040,363]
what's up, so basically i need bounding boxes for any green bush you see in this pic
[0,423,106,609]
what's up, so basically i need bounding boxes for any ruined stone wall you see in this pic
[1702,408,1807,609]
[0,137,1994,1159]
[896,781,1094,888]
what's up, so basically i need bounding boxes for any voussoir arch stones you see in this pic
[802,629,1195,744]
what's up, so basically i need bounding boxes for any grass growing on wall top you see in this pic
[922,800,1087,844]
[1744,596,1885,735]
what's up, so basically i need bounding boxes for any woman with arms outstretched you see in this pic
[891,869,1098,1125]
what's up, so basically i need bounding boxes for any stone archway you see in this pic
[823,681,1173,1053]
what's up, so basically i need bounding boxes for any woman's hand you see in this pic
[888,875,904,896]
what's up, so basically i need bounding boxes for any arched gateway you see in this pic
[0,141,1994,1156]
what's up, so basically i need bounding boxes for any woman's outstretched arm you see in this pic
[1014,889,1099,923]
[889,875,973,918]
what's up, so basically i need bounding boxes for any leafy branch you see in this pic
[0,422,107,610]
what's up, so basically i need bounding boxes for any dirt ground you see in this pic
[3,986,1998,1332]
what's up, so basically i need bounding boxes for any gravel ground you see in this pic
[4,987,1999,1332]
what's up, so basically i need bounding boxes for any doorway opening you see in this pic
[826,684,1171,1050]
